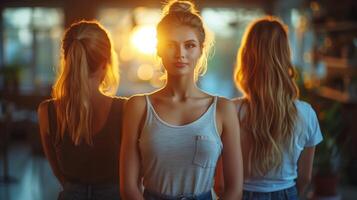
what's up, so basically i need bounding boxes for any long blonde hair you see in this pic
[52,20,119,145]
[234,16,299,176]
[156,0,214,81]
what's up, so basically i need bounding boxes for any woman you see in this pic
[38,20,124,200]
[120,1,243,199]
[233,16,323,199]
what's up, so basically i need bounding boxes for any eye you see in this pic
[185,43,197,49]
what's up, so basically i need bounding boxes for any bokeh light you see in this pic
[137,64,154,80]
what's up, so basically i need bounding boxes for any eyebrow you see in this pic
[167,39,199,43]
[185,40,198,43]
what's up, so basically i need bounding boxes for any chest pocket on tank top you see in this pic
[193,135,220,168]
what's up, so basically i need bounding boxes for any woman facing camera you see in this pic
[120,1,243,200]
[38,20,125,200]
[232,17,323,200]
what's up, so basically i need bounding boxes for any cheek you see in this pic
[160,54,172,67]
[189,49,202,63]
[159,48,175,61]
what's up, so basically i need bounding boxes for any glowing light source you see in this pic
[131,25,157,55]
[137,64,154,80]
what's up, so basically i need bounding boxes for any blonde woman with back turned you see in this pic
[38,20,125,200]
[119,1,243,199]
[229,16,323,200]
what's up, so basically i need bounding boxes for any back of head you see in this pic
[157,0,213,80]
[52,20,119,145]
[234,16,299,177]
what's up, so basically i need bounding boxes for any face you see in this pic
[158,25,202,77]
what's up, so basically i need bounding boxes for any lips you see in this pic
[174,62,188,68]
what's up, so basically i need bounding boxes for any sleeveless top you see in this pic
[139,95,223,196]
[47,97,125,184]
[237,99,323,192]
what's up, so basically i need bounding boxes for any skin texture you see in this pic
[120,25,243,200]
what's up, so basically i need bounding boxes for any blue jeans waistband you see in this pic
[143,189,212,200]
[243,186,298,200]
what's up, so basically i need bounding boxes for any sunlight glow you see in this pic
[131,25,157,55]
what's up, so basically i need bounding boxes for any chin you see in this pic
[167,70,191,77]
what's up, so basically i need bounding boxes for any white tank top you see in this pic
[139,95,222,196]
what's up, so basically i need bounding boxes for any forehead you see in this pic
[162,25,200,43]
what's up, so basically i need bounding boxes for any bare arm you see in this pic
[296,146,315,197]
[214,157,224,197]
[119,96,146,200]
[37,101,65,186]
[217,98,243,199]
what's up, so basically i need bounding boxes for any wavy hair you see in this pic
[157,0,214,81]
[234,16,299,176]
[52,20,119,145]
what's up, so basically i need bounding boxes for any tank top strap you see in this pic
[209,96,221,142]
[143,95,155,126]
[207,96,218,118]
[144,95,152,108]
[144,95,155,113]
[202,96,221,143]
[212,96,218,109]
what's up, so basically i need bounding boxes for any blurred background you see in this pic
[0,0,356,199]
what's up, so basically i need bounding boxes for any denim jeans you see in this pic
[243,186,299,200]
[143,189,212,200]
[58,182,120,200]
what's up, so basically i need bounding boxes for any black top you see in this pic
[47,97,124,184]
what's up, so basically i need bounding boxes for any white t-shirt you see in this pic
[238,100,323,192]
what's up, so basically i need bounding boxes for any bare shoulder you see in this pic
[216,97,239,130]
[113,96,128,107]
[125,94,147,113]
[127,94,146,105]
[231,97,244,106]
[123,94,148,137]
[215,97,240,138]
[216,96,236,113]
[38,99,53,118]
[114,95,128,102]
[38,99,53,136]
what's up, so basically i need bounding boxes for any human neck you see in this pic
[164,75,199,100]
[89,77,105,98]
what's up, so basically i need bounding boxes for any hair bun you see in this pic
[167,1,197,14]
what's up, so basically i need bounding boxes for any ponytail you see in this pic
[52,21,118,145]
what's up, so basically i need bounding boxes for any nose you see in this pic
[175,45,185,59]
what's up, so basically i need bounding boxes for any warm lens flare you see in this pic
[131,25,157,55]
[137,64,154,81]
